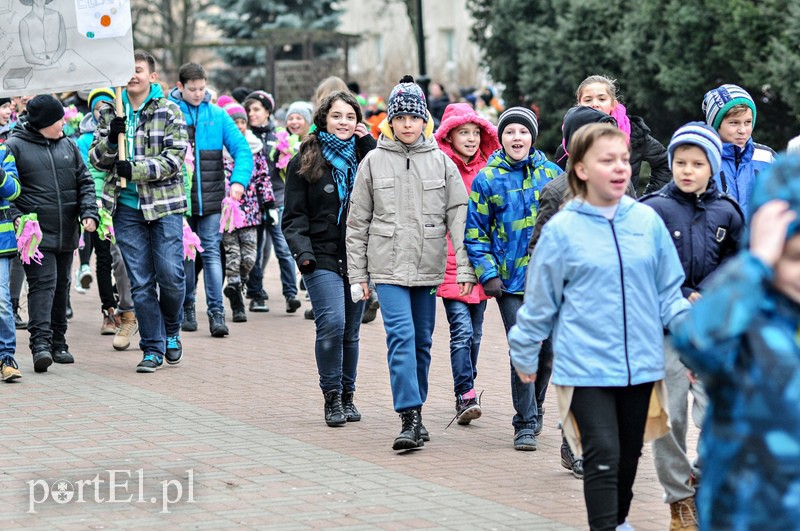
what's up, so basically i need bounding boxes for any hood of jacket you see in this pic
[377,115,438,154]
[244,129,263,154]
[434,103,500,174]
[167,85,211,108]
[78,113,96,135]
[564,193,638,220]
[563,106,618,149]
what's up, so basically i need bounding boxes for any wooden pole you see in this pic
[114,86,127,188]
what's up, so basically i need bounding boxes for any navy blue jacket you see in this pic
[640,179,744,298]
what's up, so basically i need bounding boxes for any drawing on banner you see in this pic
[0,0,134,96]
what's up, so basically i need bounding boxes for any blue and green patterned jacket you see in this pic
[0,144,20,257]
[465,148,560,294]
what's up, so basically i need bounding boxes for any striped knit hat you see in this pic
[668,122,723,176]
[223,101,247,122]
[497,106,539,141]
[702,84,757,131]
[88,88,115,112]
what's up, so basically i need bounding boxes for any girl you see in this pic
[434,103,499,425]
[285,102,312,139]
[282,91,376,427]
[347,76,476,451]
[508,123,689,530]
[570,75,671,195]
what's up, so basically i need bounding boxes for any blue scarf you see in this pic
[318,131,358,223]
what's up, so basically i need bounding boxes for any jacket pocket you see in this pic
[367,218,396,274]
[419,223,447,276]
[422,178,446,215]
[373,178,396,215]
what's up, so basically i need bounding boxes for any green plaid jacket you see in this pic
[89,96,189,221]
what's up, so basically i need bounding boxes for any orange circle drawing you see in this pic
[100,15,112,27]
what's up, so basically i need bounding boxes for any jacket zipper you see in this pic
[609,220,631,385]
[47,142,64,252]
[190,105,202,216]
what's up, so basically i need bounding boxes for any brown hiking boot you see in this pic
[669,496,698,530]
[113,311,138,351]
[101,308,120,335]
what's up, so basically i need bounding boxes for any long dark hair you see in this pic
[298,91,363,183]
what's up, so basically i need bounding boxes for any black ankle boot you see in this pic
[393,407,423,451]
[224,282,247,322]
[182,303,198,332]
[342,391,361,422]
[323,390,347,427]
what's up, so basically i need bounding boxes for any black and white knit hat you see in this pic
[387,75,428,122]
[497,106,539,141]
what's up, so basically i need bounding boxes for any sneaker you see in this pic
[304,308,315,320]
[285,297,301,313]
[455,391,482,425]
[78,264,93,291]
[249,296,269,313]
[51,346,75,364]
[616,519,635,531]
[165,336,183,365]
[101,309,119,335]
[182,303,198,332]
[113,311,138,351]
[560,438,584,479]
[513,431,537,451]
[136,353,163,373]
[0,357,21,381]
[669,497,698,531]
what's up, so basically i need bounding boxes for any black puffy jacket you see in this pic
[5,122,98,252]
[282,134,376,276]
[639,179,744,297]
[629,116,671,194]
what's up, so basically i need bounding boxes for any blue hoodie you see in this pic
[509,195,690,386]
[168,87,252,216]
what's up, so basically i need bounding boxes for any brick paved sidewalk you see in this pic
[2,262,694,529]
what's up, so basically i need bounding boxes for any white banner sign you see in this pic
[0,0,134,97]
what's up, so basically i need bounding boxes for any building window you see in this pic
[441,29,455,62]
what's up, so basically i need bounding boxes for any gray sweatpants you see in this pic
[111,243,134,312]
[652,338,707,503]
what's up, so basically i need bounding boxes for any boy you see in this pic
[0,143,21,381]
[168,62,253,337]
[640,122,744,530]
[464,106,561,451]
[702,83,775,220]
[90,49,189,373]
[7,95,99,372]
[0,97,14,142]
[347,75,476,451]
[671,155,800,529]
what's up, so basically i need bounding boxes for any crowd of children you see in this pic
[2,55,800,530]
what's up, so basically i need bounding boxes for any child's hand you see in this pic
[686,369,699,385]
[82,218,97,233]
[483,277,503,298]
[750,200,796,267]
[458,282,474,297]
[516,369,536,384]
[354,123,369,138]
[229,183,245,201]
[688,291,702,303]
[359,282,370,301]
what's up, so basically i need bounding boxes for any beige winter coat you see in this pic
[346,121,477,287]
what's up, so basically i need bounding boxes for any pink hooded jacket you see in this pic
[434,103,500,302]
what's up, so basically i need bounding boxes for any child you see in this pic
[7,95,99,372]
[283,91,376,427]
[671,155,800,529]
[0,143,21,381]
[574,74,671,194]
[346,75,477,451]
[640,122,744,530]
[285,101,312,139]
[508,123,689,530]
[702,83,775,220]
[434,102,499,425]
[219,100,275,323]
[0,97,14,142]
[464,106,561,451]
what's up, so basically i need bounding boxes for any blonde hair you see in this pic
[722,104,753,119]
[576,75,619,104]
[312,76,349,110]
[567,123,628,199]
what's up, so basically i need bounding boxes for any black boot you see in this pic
[393,407,424,451]
[342,391,361,422]
[224,282,247,323]
[209,312,229,337]
[31,342,53,373]
[11,298,26,329]
[323,390,347,427]
[182,303,198,332]
[419,407,430,442]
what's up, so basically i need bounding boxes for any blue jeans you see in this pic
[496,294,554,435]
[247,214,297,299]
[114,205,185,355]
[184,213,223,315]
[376,284,437,412]
[303,268,365,393]
[0,257,15,359]
[442,298,487,397]
[24,250,72,350]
